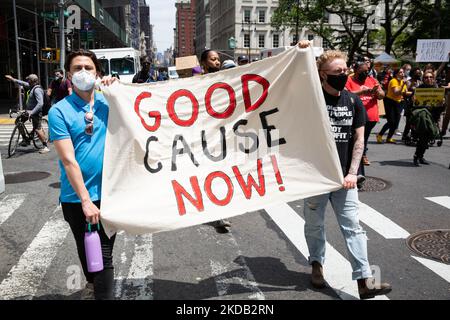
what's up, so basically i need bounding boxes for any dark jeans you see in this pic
[364,121,377,155]
[379,97,402,139]
[61,201,116,300]
[415,137,429,158]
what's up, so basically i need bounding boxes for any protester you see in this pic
[222,59,237,70]
[199,49,231,233]
[412,72,444,166]
[5,73,50,153]
[402,67,423,142]
[237,55,249,66]
[376,68,409,144]
[132,57,156,83]
[48,49,118,299]
[47,69,72,104]
[346,61,385,166]
[192,65,203,76]
[299,42,392,299]
[402,63,412,81]
[200,49,221,74]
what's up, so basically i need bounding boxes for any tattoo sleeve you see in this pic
[348,135,364,175]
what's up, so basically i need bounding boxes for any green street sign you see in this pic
[228,37,237,49]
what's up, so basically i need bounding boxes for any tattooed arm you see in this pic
[343,126,364,190]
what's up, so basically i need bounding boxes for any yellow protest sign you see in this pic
[414,88,445,107]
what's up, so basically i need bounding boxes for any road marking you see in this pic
[0,206,69,300]
[265,203,389,300]
[119,234,154,300]
[358,202,410,239]
[425,196,450,210]
[0,194,26,226]
[411,256,450,283]
[198,226,265,300]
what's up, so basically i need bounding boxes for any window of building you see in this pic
[244,9,251,23]
[259,34,265,48]
[308,34,314,41]
[244,34,250,48]
[273,34,279,48]
[259,10,265,23]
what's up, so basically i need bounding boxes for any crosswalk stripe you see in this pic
[425,196,450,210]
[358,202,410,239]
[0,194,26,226]
[0,206,69,300]
[119,234,154,300]
[265,203,389,300]
[411,256,450,283]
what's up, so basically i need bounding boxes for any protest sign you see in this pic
[416,39,450,62]
[414,88,446,107]
[100,47,343,236]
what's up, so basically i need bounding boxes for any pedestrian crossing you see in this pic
[0,125,16,147]
[0,122,49,147]
[0,192,449,300]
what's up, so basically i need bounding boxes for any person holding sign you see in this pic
[302,46,392,299]
[48,49,118,299]
[411,72,445,166]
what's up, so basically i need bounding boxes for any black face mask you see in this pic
[326,73,348,92]
[357,71,369,83]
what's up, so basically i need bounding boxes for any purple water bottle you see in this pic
[84,223,104,272]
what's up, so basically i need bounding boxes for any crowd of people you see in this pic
[4,41,449,300]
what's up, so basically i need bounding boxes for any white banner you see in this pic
[100,47,344,236]
[416,39,450,62]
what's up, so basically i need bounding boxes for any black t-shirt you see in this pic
[323,89,366,175]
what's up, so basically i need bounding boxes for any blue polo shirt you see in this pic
[48,91,109,203]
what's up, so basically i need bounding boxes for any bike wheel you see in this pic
[32,118,49,149]
[8,125,20,157]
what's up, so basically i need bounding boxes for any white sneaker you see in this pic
[80,283,95,300]
[39,146,50,154]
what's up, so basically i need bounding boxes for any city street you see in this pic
[0,118,449,301]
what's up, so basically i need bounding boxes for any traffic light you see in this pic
[40,48,60,63]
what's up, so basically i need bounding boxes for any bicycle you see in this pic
[8,109,49,157]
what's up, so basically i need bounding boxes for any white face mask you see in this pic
[71,69,96,91]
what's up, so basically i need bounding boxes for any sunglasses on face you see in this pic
[85,111,94,135]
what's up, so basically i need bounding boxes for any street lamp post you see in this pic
[241,19,256,61]
[59,0,65,71]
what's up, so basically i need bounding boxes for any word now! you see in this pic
[172,155,285,215]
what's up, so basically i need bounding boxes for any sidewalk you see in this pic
[0,99,18,124]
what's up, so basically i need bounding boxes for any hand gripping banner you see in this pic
[100,47,343,236]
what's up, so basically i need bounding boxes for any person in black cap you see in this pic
[237,55,249,66]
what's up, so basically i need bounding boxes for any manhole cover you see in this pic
[406,230,450,264]
[359,176,391,192]
[5,171,51,184]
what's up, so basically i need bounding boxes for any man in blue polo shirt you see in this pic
[48,49,117,300]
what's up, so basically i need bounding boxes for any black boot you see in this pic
[419,157,430,165]
[413,155,420,166]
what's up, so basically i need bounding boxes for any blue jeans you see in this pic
[303,188,372,280]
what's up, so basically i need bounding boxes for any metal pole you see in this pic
[43,0,48,88]
[59,0,65,71]
[34,0,41,81]
[295,0,300,44]
[13,0,23,109]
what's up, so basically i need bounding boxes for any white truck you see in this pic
[91,47,141,83]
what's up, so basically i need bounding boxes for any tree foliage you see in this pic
[271,0,444,60]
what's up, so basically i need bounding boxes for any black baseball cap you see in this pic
[238,55,249,63]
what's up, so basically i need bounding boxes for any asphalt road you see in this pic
[0,120,449,301]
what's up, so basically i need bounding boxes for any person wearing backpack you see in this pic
[411,71,444,166]
[5,73,50,153]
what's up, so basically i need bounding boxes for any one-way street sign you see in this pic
[51,27,73,35]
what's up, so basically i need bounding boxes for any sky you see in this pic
[148,0,176,53]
